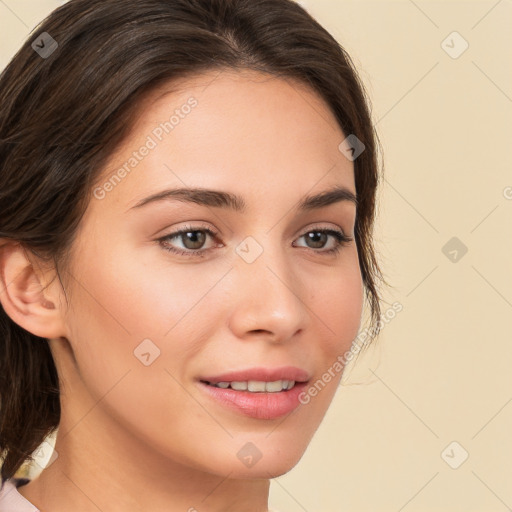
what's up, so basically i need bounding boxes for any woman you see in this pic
[0,0,385,510]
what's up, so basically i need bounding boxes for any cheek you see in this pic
[64,244,222,388]
[87,239,226,337]
[299,251,363,411]
[309,252,364,353]
[62,256,210,446]
[295,268,362,422]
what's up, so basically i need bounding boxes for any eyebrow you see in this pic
[128,184,357,213]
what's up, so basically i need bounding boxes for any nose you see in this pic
[227,242,309,343]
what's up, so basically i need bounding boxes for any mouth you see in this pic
[197,366,311,419]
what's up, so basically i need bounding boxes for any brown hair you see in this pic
[0,0,385,483]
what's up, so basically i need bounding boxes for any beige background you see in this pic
[1,0,511,510]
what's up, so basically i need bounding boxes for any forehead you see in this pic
[94,68,354,210]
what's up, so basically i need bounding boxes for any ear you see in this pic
[0,241,68,340]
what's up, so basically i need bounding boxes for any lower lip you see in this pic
[198,381,308,420]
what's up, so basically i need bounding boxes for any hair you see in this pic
[0,0,386,483]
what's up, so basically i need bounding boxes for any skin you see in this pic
[1,69,363,512]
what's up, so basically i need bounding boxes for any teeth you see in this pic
[264,380,283,392]
[209,380,296,392]
[248,380,267,392]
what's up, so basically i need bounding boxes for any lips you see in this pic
[199,366,310,385]
[197,366,311,420]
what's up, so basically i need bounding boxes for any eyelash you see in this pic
[157,224,353,259]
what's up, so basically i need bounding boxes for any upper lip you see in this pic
[200,366,311,384]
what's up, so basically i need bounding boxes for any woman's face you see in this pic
[54,69,363,478]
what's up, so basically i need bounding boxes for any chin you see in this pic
[205,437,311,480]
[227,456,305,480]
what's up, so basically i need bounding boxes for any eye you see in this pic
[157,225,353,258]
[293,228,353,255]
[157,224,219,258]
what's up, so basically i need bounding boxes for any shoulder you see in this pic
[0,478,40,511]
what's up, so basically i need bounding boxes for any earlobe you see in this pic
[0,241,67,339]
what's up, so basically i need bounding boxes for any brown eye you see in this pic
[303,231,329,249]
[179,230,207,250]
[294,228,353,254]
[158,226,218,257]
[158,225,352,259]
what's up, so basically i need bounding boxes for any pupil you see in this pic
[183,231,205,249]
[307,231,326,249]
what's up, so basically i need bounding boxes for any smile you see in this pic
[203,379,296,392]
